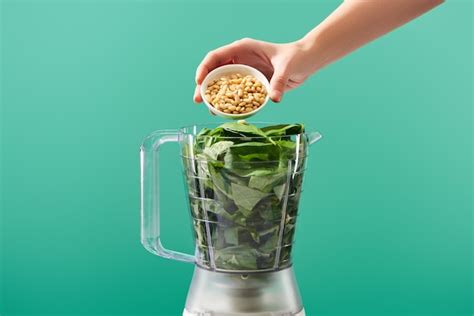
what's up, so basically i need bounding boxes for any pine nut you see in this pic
[205,73,267,114]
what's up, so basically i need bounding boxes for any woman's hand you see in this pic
[194,1,443,106]
[193,38,315,103]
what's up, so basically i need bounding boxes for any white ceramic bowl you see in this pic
[200,64,271,120]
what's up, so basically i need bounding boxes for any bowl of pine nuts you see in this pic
[200,64,271,119]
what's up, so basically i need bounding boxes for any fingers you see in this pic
[193,85,202,103]
[194,40,247,102]
[194,38,261,103]
[196,39,249,84]
[269,66,289,103]
[196,46,233,84]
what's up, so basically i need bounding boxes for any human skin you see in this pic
[194,0,444,103]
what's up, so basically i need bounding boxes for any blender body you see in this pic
[141,123,321,315]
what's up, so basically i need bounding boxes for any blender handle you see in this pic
[140,131,195,263]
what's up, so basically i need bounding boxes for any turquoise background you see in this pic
[0,0,472,315]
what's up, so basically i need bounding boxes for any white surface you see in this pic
[200,64,271,120]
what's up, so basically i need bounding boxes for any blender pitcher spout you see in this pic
[307,131,322,145]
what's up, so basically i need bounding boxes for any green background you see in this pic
[0,0,472,315]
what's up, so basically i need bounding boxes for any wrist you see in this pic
[292,32,325,74]
[294,34,315,53]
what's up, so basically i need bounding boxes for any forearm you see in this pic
[298,0,444,73]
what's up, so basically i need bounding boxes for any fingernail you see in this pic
[271,94,281,102]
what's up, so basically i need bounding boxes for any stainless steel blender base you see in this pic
[183,266,304,316]
[183,309,305,316]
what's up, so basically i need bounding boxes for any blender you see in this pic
[141,123,321,315]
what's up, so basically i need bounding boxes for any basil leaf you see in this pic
[188,122,307,271]
[203,141,234,160]
[248,170,287,193]
[231,182,269,211]
[262,124,305,136]
[219,122,268,138]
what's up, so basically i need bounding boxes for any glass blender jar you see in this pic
[141,123,321,315]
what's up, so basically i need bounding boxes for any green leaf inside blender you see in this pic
[184,122,306,271]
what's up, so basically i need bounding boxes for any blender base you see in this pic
[183,266,304,316]
[183,309,306,316]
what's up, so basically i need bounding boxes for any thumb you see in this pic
[269,67,289,103]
